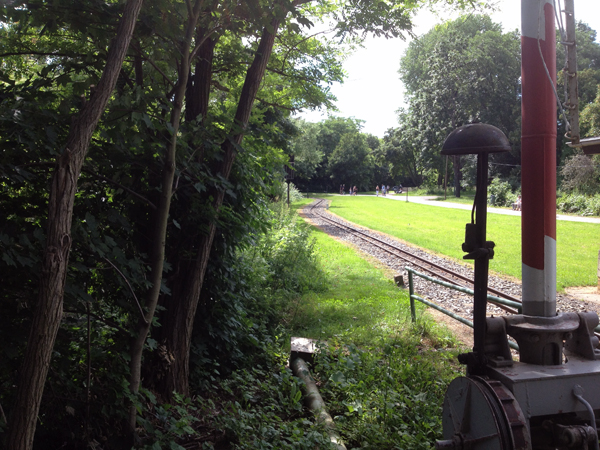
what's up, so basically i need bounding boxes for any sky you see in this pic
[297,0,600,137]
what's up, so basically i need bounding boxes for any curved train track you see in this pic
[303,197,600,327]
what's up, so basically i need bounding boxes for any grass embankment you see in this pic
[324,195,599,289]
[288,225,463,448]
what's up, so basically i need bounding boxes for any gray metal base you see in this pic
[487,356,600,418]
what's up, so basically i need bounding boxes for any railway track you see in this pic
[304,197,600,338]
[306,198,521,316]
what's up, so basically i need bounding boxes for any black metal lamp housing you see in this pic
[441,123,510,375]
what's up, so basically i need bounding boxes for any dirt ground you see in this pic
[565,285,600,304]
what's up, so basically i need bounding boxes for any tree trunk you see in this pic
[453,155,461,198]
[126,0,202,433]
[185,32,216,124]
[6,1,143,448]
[161,13,283,398]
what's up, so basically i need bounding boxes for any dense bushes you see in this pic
[486,179,600,217]
[0,192,329,447]
[557,192,600,216]
[245,202,326,296]
[313,332,459,449]
[488,178,515,207]
[189,201,327,380]
[170,203,332,448]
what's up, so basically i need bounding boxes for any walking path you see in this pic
[374,194,600,224]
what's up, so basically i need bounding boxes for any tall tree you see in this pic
[291,119,324,185]
[156,0,443,397]
[398,14,521,195]
[382,111,425,187]
[5,0,144,447]
[328,132,372,190]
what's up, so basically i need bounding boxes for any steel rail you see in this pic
[308,199,600,339]
[333,214,521,306]
[308,200,520,314]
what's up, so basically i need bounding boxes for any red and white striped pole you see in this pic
[521,0,557,317]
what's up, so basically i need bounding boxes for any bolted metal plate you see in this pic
[440,377,504,449]
[441,124,511,156]
[438,376,531,450]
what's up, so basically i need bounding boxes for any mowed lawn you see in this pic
[323,195,600,289]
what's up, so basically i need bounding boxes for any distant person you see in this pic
[376,185,380,196]
[353,186,357,196]
[382,185,386,196]
[514,195,522,211]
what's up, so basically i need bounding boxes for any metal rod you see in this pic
[405,267,521,311]
[521,0,557,317]
[563,0,579,144]
[472,153,490,371]
[290,357,347,450]
[408,271,416,322]
[408,293,519,351]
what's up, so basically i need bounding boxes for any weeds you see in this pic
[312,332,461,449]
[143,201,466,449]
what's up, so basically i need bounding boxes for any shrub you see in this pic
[278,181,305,203]
[557,192,600,216]
[190,201,328,381]
[245,201,327,297]
[488,178,513,206]
[560,154,600,195]
[421,169,440,195]
[313,335,460,449]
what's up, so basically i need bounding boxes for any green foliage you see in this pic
[557,192,600,216]
[581,85,600,139]
[420,169,441,194]
[301,116,365,191]
[137,392,198,450]
[313,338,459,449]
[382,115,423,187]
[328,132,373,190]
[0,0,532,447]
[242,201,327,298]
[290,117,391,192]
[278,181,306,203]
[291,120,324,181]
[187,202,327,386]
[487,178,514,206]
[560,153,600,195]
[397,14,521,190]
[209,362,332,449]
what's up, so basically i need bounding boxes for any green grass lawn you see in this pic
[324,196,600,289]
[287,225,462,448]
[289,227,415,343]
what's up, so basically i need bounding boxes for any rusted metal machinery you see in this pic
[435,122,600,450]
[436,3,600,446]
